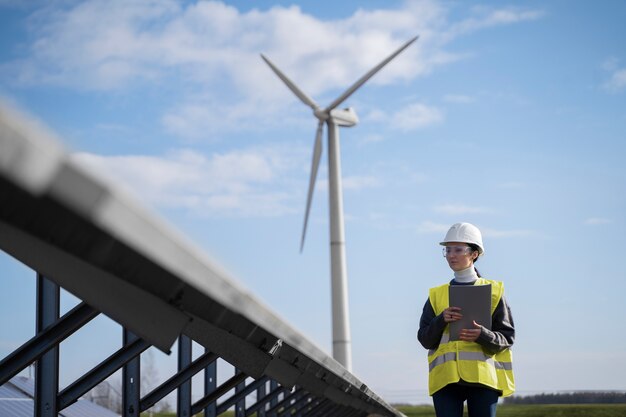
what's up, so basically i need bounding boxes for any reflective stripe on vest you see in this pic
[429,350,513,372]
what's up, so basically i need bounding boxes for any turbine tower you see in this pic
[261,36,417,370]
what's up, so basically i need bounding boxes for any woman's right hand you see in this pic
[443,306,462,323]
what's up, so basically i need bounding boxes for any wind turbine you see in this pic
[261,36,418,371]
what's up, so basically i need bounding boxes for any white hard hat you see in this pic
[439,222,484,256]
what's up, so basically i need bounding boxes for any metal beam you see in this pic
[34,274,59,417]
[297,398,322,417]
[0,301,98,386]
[244,383,287,417]
[270,379,279,408]
[190,372,247,416]
[256,378,267,417]
[265,387,303,416]
[57,337,150,410]
[235,369,246,417]
[279,393,312,417]
[140,350,218,412]
[216,376,267,415]
[302,399,332,417]
[122,329,141,417]
[204,348,217,417]
[177,335,192,417]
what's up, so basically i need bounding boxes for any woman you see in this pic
[417,222,515,417]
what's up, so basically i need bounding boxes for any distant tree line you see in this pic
[504,391,626,404]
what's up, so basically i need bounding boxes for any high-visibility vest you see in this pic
[427,278,515,397]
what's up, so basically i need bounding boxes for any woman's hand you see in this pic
[443,306,462,323]
[459,320,482,342]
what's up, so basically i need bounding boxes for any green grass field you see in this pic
[396,404,626,417]
[142,404,626,417]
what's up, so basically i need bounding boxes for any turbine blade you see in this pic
[300,121,324,252]
[261,54,319,110]
[326,36,418,111]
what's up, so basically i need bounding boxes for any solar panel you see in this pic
[0,377,120,417]
[61,399,120,417]
[0,103,402,416]
[0,382,28,399]
[6,377,34,397]
[0,398,34,417]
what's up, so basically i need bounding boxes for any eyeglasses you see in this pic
[442,246,473,257]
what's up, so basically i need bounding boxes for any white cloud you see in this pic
[391,102,444,130]
[444,6,545,40]
[603,68,626,93]
[342,175,383,190]
[161,98,296,140]
[316,174,382,192]
[10,2,545,92]
[481,227,537,238]
[360,133,386,144]
[602,57,619,71]
[6,1,544,136]
[71,146,306,217]
[433,204,493,215]
[11,0,432,93]
[416,221,449,234]
[585,217,612,225]
[364,109,387,123]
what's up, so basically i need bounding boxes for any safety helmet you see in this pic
[439,222,484,256]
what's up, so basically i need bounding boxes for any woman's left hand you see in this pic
[458,320,482,342]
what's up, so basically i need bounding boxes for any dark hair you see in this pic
[467,243,482,277]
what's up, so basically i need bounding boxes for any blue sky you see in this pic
[1,0,625,405]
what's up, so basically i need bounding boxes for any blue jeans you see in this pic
[432,383,499,417]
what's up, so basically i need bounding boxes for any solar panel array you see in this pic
[0,103,404,416]
[0,377,120,417]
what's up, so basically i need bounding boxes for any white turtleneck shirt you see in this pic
[453,265,478,283]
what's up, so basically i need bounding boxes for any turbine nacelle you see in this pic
[329,107,358,127]
[314,107,358,127]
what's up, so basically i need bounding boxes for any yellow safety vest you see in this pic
[427,278,515,397]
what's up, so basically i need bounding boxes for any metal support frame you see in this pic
[245,383,287,417]
[190,371,247,415]
[300,398,324,416]
[302,398,332,417]
[0,276,315,417]
[0,301,99,386]
[270,379,279,412]
[235,368,246,417]
[204,348,217,417]
[140,350,218,412]
[0,265,399,417]
[34,274,60,417]
[123,329,141,417]
[256,377,267,417]
[266,386,303,416]
[177,335,192,417]
[217,376,267,416]
[280,392,312,417]
[58,336,151,409]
